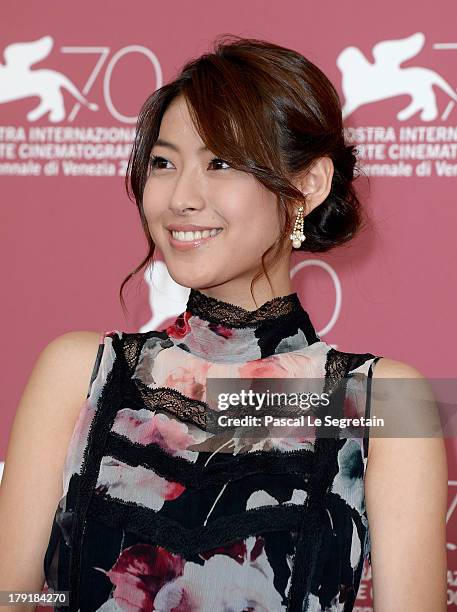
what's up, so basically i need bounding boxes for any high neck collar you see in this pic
[186,288,308,327]
[166,288,321,363]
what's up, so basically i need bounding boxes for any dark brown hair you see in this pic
[121,34,365,312]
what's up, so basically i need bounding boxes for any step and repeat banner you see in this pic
[1,1,457,608]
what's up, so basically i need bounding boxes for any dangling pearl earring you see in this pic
[290,205,306,248]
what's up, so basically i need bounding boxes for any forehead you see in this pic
[159,97,201,143]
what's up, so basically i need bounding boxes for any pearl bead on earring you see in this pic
[290,205,306,248]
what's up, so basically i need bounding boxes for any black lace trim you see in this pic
[104,430,315,488]
[86,492,324,557]
[123,331,173,375]
[323,347,352,397]
[128,374,337,435]
[129,378,208,429]
[186,287,306,327]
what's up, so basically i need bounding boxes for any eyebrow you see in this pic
[154,138,209,153]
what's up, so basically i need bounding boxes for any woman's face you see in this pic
[142,96,289,294]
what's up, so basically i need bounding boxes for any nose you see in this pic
[168,169,206,215]
[169,201,204,215]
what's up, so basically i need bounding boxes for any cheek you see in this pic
[142,186,162,226]
[226,215,280,262]
[141,204,154,235]
[249,203,282,241]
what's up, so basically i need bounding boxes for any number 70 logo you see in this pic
[61,44,162,123]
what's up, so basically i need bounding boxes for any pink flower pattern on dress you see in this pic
[152,536,284,611]
[95,457,186,511]
[207,322,234,339]
[111,409,206,461]
[94,543,185,611]
[164,366,207,402]
[166,311,192,339]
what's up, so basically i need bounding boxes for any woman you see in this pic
[0,35,447,611]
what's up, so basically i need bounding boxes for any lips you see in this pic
[167,227,224,251]
[170,228,222,239]
[166,223,223,232]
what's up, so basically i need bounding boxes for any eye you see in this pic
[148,155,231,171]
[149,155,171,170]
[209,158,231,170]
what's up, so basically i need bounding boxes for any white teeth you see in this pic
[171,228,222,242]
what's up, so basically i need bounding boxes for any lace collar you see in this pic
[185,288,308,327]
[165,288,321,363]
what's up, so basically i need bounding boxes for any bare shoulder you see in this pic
[5,329,104,459]
[43,329,103,369]
[368,356,442,460]
[43,329,103,361]
[0,330,103,592]
[371,356,425,379]
[34,330,104,420]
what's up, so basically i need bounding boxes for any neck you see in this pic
[188,277,296,312]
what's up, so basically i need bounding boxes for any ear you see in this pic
[291,157,334,215]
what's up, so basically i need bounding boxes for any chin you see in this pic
[165,268,214,291]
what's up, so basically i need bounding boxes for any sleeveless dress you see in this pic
[43,288,382,611]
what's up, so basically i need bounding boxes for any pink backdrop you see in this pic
[2,1,457,608]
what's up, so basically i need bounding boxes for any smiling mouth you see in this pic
[169,228,223,242]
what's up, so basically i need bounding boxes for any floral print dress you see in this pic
[43,288,381,611]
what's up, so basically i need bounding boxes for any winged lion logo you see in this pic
[337,32,457,121]
[0,35,98,122]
